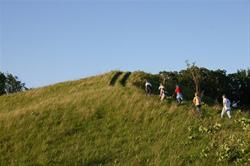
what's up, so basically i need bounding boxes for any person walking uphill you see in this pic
[145,80,152,96]
[193,93,202,115]
[175,85,183,104]
[159,83,165,101]
[221,95,232,119]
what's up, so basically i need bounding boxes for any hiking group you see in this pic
[145,80,232,119]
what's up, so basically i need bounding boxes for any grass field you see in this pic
[0,71,249,165]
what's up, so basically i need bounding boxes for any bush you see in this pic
[127,71,160,94]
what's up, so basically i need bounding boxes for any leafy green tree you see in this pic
[159,71,178,95]
[0,72,6,95]
[185,60,202,96]
[0,72,27,95]
[5,73,26,94]
[160,65,249,105]
[228,69,250,105]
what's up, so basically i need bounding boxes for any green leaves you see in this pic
[0,72,27,95]
[216,135,248,164]
[234,117,250,131]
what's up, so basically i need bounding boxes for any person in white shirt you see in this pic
[159,83,165,101]
[221,95,232,119]
[145,80,152,96]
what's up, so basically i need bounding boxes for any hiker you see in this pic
[221,95,232,119]
[159,83,165,101]
[145,80,152,96]
[175,85,183,104]
[193,92,202,115]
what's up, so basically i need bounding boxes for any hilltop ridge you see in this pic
[0,71,249,165]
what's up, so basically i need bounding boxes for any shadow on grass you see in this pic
[119,72,131,86]
[109,72,123,86]
[85,155,113,166]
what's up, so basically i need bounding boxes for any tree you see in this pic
[0,72,27,95]
[159,71,178,93]
[185,60,202,96]
[0,72,6,95]
[228,69,250,105]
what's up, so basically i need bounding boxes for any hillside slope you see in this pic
[0,71,249,165]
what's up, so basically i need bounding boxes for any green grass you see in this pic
[0,71,249,165]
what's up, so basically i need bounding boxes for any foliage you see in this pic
[127,71,160,94]
[160,67,250,105]
[185,60,202,95]
[0,72,27,95]
[216,135,249,164]
[0,72,6,95]
[234,117,250,131]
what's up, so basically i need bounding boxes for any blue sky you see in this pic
[0,0,249,87]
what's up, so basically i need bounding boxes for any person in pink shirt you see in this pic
[159,83,165,101]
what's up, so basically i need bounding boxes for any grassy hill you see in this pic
[0,71,249,165]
